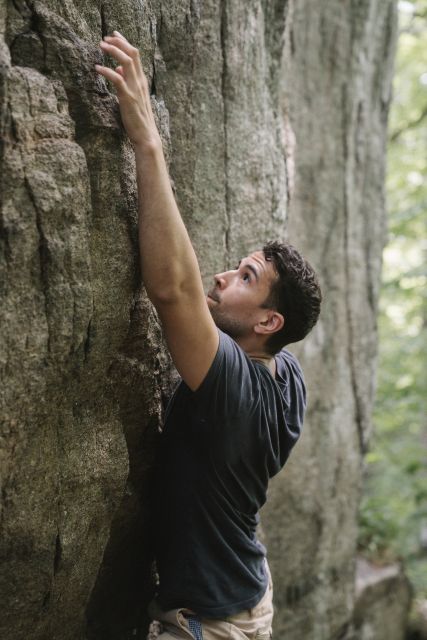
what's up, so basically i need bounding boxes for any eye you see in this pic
[242,272,250,283]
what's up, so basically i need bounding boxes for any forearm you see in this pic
[135,142,203,304]
[96,33,219,392]
[95,33,203,304]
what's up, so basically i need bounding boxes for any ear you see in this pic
[254,310,284,336]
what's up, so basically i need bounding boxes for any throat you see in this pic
[251,355,276,377]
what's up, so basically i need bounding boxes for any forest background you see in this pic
[358,0,427,607]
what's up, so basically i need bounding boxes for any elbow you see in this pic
[146,282,188,307]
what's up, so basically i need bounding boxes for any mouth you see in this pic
[207,290,220,303]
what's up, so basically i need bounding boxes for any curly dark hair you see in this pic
[262,241,322,354]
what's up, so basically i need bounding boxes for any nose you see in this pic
[214,272,227,289]
[214,273,225,289]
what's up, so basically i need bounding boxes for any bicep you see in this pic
[155,295,219,391]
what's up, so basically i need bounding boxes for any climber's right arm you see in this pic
[96,32,219,391]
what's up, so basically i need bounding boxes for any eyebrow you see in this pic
[238,260,259,281]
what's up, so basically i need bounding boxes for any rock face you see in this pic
[350,558,412,640]
[0,1,397,639]
[408,598,427,640]
[261,1,398,638]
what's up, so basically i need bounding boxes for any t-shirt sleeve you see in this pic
[189,329,257,420]
[276,349,307,433]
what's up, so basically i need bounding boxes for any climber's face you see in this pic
[206,251,280,340]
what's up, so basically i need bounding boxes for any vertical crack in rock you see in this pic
[220,0,231,268]
[281,1,295,212]
[341,85,366,456]
[0,214,11,263]
[41,589,51,610]
[29,5,48,72]
[264,0,289,97]
[53,531,62,575]
[282,111,295,211]
[0,106,12,265]
[0,435,18,534]
[24,171,52,355]
[150,61,157,95]
[83,316,93,361]
[100,3,108,39]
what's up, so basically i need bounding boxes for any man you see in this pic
[96,32,321,640]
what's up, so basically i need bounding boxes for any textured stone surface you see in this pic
[408,598,427,639]
[349,558,412,640]
[0,1,397,639]
[1,3,168,639]
[261,1,398,638]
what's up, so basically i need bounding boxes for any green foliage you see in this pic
[358,0,427,598]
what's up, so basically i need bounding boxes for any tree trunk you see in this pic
[0,1,397,639]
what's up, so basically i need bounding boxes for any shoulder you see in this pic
[188,330,261,414]
[204,329,256,375]
[276,349,305,384]
[275,348,306,427]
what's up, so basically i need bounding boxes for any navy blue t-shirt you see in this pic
[153,329,306,618]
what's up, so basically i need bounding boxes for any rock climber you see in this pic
[96,31,321,640]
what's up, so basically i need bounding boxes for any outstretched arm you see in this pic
[96,32,219,390]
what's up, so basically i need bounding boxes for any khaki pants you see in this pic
[148,564,273,639]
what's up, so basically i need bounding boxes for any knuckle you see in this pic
[116,76,126,90]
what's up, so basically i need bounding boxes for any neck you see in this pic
[250,353,276,376]
[235,336,276,375]
[248,352,272,362]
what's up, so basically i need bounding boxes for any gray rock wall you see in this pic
[262,1,398,638]
[0,1,397,639]
[350,558,412,640]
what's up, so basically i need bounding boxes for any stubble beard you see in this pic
[208,305,248,340]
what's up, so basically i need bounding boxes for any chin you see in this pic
[210,311,246,340]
